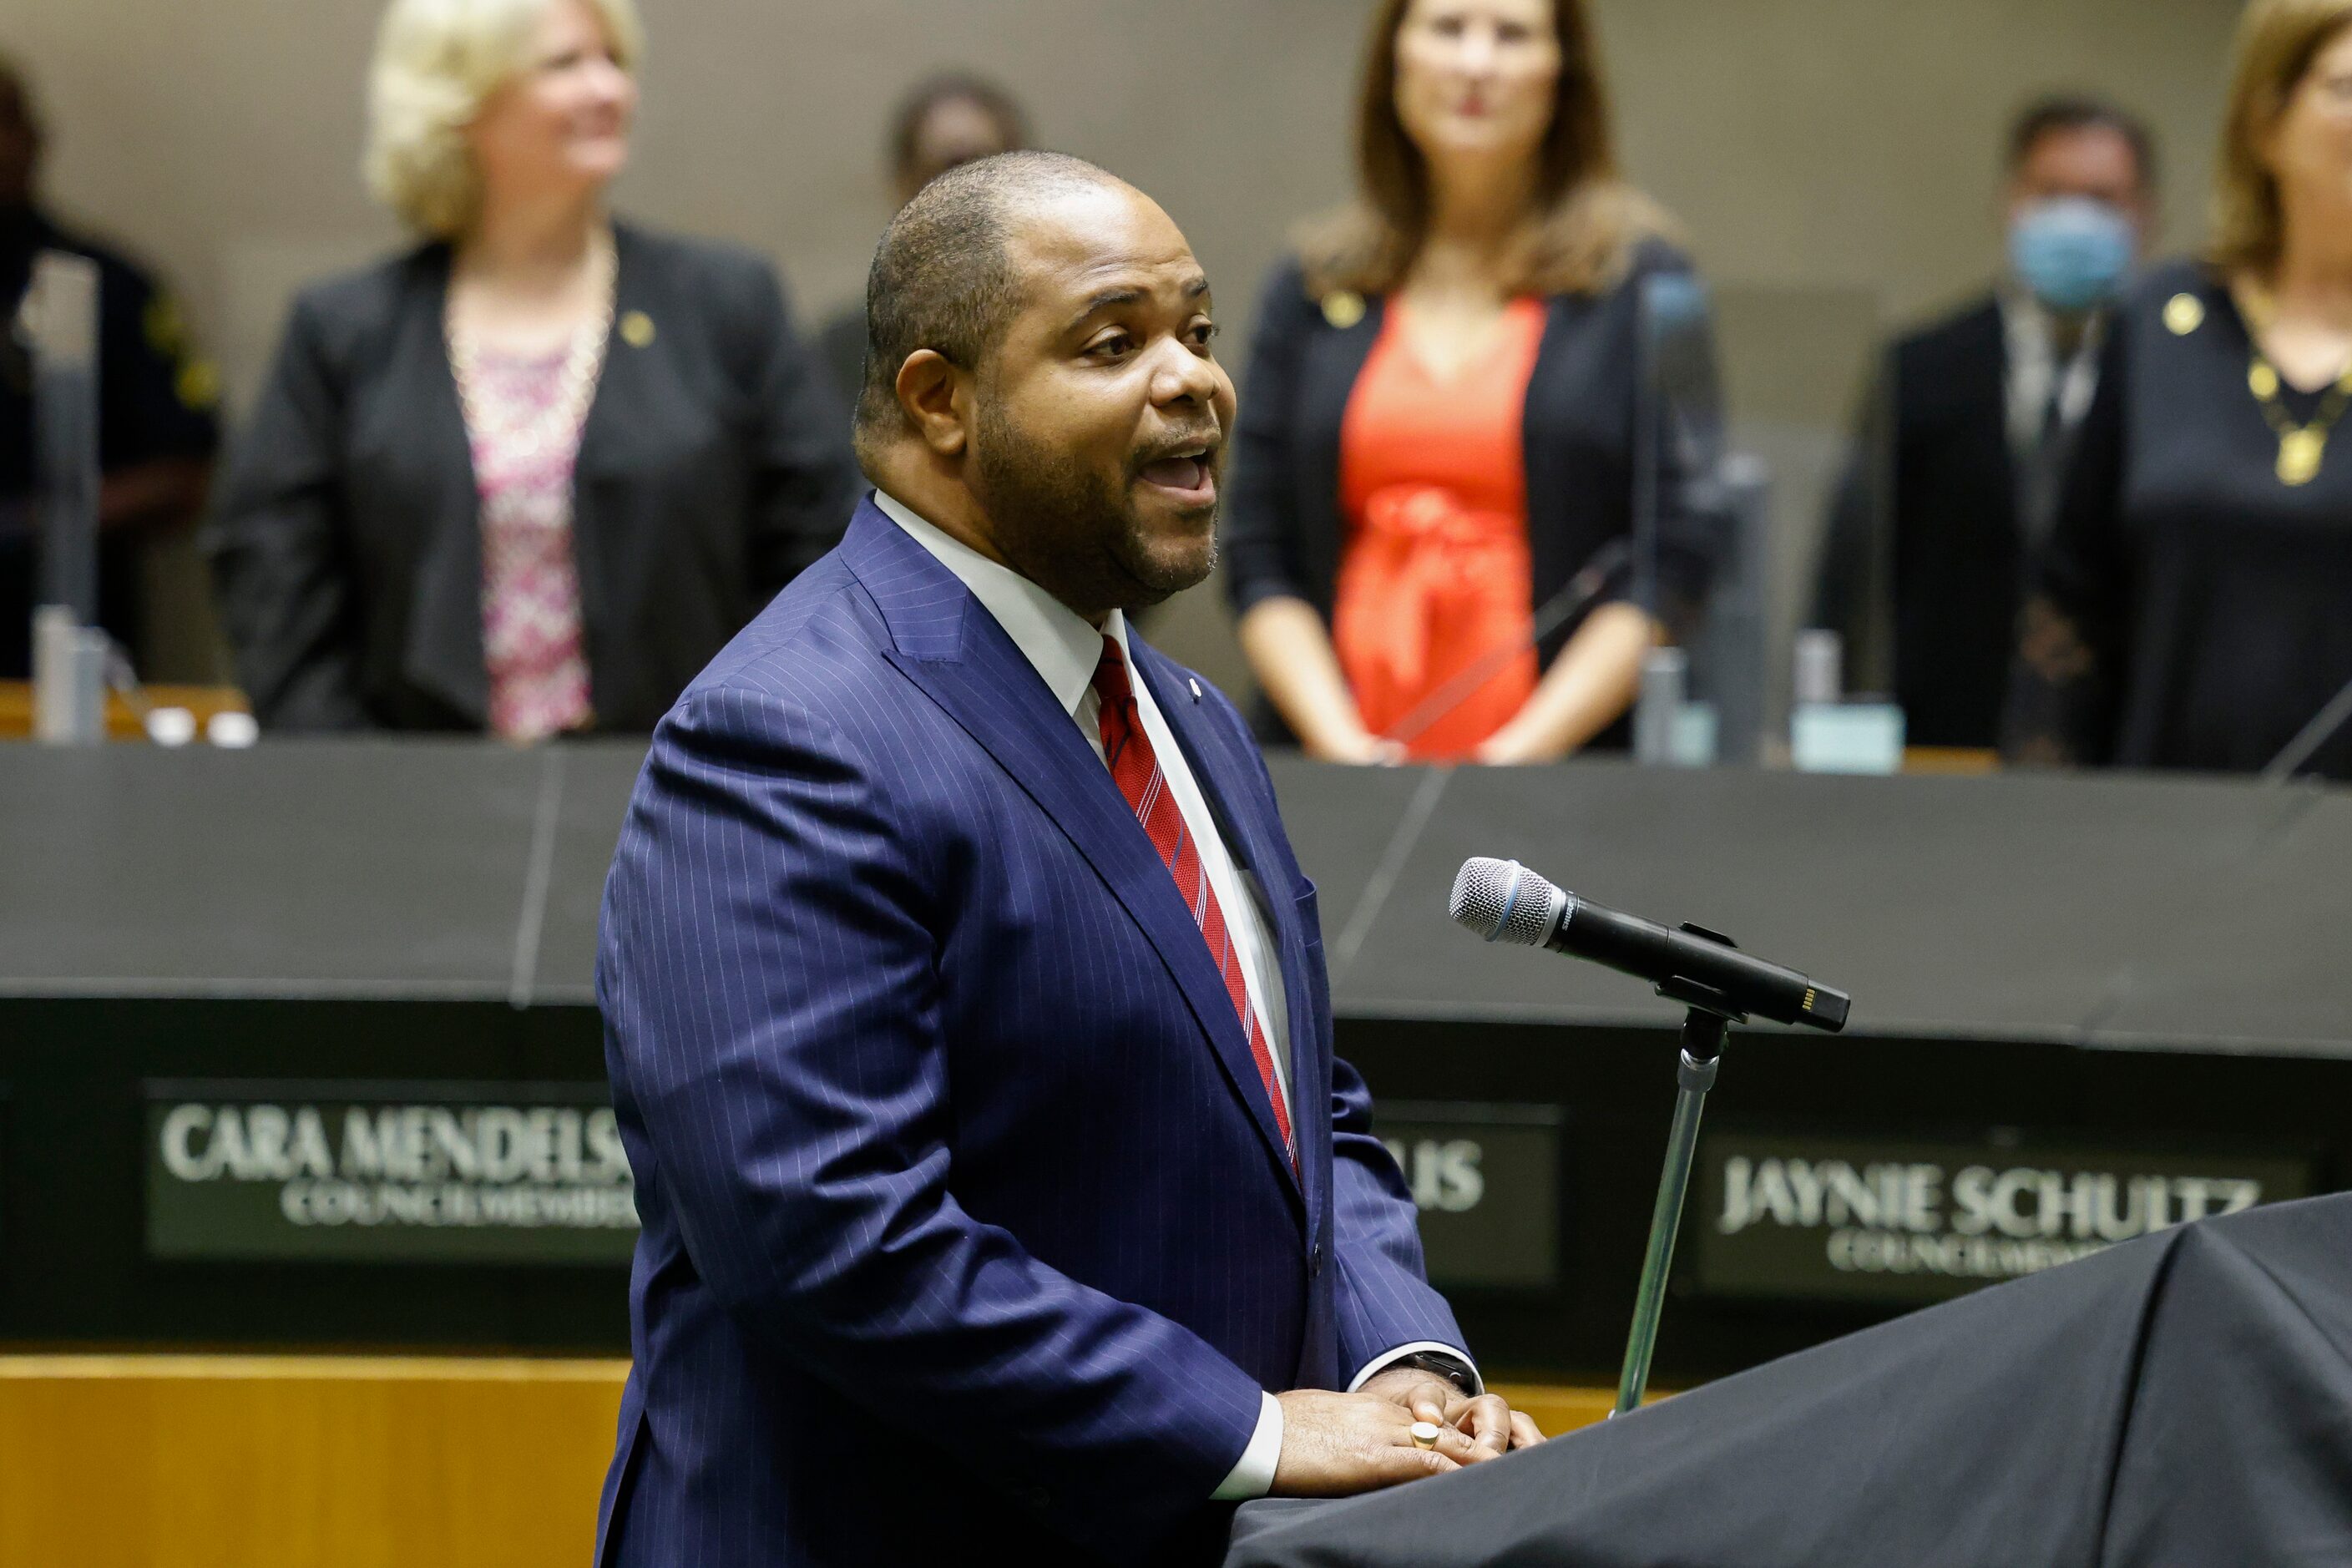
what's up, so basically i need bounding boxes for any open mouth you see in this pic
[1137,443,1218,503]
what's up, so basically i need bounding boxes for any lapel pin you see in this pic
[620,310,656,348]
[1188,677,1201,702]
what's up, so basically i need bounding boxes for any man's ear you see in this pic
[895,349,970,459]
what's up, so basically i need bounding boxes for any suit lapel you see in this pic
[1132,641,1328,1230]
[1967,301,2024,528]
[395,244,492,723]
[843,506,1303,1202]
[569,225,667,660]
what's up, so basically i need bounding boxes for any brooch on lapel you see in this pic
[1321,290,1366,330]
[1188,677,1202,702]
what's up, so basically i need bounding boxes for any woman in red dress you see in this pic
[1224,0,1718,763]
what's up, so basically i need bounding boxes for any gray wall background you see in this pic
[0,0,2246,690]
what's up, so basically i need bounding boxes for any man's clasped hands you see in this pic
[1272,1366,1545,1496]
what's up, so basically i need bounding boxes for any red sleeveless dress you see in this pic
[1333,296,1545,761]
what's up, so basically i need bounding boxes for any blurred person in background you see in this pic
[817,73,1029,406]
[209,0,856,736]
[1813,96,2156,750]
[1222,0,1718,765]
[0,53,219,680]
[2006,0,2352,779]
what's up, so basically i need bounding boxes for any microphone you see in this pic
[1448,857,1850,1031]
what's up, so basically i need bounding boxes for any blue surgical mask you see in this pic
[2008,197,2137,315]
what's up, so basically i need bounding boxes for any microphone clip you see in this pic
[1654,974,1748,1039]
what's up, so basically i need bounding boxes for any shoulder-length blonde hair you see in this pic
[1300,0,1673,300]
[364,0,645,240]
[2211,0,2352,276]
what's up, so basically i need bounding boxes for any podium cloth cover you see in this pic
[1226,1193,2352,1567]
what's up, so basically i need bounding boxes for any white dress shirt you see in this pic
[1999,286,2108,550]
[1999,287,2104,459]
[877,490,1477,1501]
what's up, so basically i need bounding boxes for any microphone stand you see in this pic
[1613,977,1741,1416]
[23,250,106,746]
[2261,668,2352,783]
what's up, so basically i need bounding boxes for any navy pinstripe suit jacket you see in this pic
[594,498,1466,1566]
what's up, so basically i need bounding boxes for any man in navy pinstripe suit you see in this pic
[594,153,1540,1568]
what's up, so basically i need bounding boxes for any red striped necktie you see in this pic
[1092,636,1297,1166]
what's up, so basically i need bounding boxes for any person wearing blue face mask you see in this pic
[2010,193,2140,317]
[1811,96,2155,751]
[2008,0,2352,781]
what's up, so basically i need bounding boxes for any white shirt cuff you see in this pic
[1211,1391,1283,1501]
[1347,1342,1484,1396]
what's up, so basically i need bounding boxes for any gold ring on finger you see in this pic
[1409,1420,1441,1450]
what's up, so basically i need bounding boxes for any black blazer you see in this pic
[2008,260,2352,776]
[1222,243,1721,689]
[1813,294,2023,748]
[208,222,858,732]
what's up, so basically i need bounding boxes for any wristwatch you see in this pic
[1386,1351,1478,1396]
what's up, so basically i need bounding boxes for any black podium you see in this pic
[1227,1192,2352,1567]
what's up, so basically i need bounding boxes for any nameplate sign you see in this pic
[144,1080,636,1265]
[1378,1101,1561,1291]
[1692,1130,2315,1305]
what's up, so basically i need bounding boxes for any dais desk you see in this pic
[0,743,2344,1383]
[0,680,248,741]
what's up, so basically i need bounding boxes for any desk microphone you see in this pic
[1449,857,1849,1031]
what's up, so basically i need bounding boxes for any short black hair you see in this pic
[888,73,1029,185]
[2006,94,2157,191]
[852,150,1125,466]
[0,51,40,134]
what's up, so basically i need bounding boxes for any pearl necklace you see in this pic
[445,235,618,462]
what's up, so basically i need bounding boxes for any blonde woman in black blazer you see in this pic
[210,0,854,732]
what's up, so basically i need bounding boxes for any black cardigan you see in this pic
[1221,243,1721,684]
[207,222,859,732]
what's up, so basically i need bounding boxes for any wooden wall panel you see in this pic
[0,1358,628,1568]
[0,1358,1618,1565]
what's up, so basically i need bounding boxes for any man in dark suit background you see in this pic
[1813,96,2156,748]
[594,152,1540,1568]
[0,52,219,680]
[815,73,1029,410]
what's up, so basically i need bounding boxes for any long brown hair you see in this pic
[1299,0,1673,299]
[2209,0,2352,276]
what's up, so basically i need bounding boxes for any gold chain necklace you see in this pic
[2235,281,2352,486]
